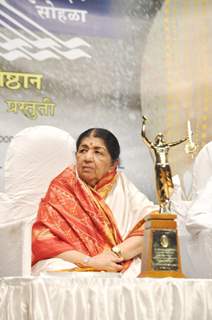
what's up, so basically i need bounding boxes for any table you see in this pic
[1,276,212,320]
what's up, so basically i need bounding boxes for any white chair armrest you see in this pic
[0,217,34,276]
[0,192,36,276]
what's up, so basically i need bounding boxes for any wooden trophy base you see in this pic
[138,212,185,278]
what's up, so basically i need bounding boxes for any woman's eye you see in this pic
[79,149,87,153]
[95,150,102,155]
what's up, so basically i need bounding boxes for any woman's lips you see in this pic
[82,166,94,171]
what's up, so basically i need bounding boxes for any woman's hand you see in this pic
[89,250,124,272]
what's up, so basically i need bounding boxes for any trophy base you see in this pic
[138,211,185,279]
[139,270,185,278]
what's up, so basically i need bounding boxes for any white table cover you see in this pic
[0,276,212,320]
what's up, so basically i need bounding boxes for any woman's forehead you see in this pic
[79,136,107,148]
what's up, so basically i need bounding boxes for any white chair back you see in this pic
[5,125,75,195]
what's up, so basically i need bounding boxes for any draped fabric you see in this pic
[186,176,212,234]
[32,166,145,271]
[1,277,212,320]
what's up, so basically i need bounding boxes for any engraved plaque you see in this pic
[152,230,178,271]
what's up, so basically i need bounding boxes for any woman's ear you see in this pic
[112,159,119,169]
[75,151,78,161]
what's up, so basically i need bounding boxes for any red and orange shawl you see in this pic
[32,166,144,271]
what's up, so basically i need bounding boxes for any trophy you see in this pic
[139,116,196,278]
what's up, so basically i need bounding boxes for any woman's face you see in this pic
[76,135,116,187]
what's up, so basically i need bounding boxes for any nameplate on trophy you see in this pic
[152,230,178,271]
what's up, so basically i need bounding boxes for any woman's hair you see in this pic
[76,128,120,162]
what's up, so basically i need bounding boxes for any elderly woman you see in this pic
[32,128,157,276]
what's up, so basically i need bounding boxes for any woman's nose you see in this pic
[84,150,94,161]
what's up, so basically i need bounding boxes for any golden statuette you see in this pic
[141,116,188,213]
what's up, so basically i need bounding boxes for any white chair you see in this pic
[0,126,75,276]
